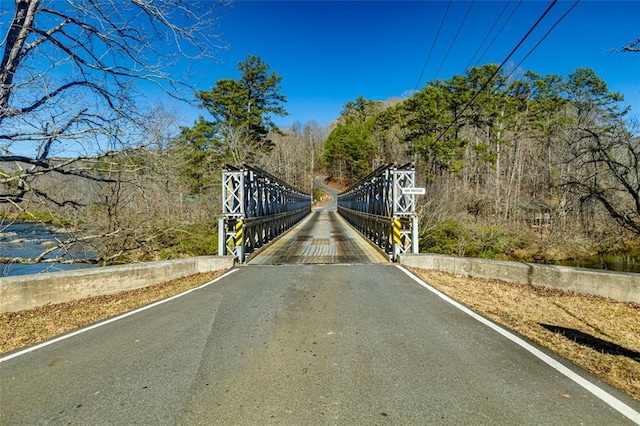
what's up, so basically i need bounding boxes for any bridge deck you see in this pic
[249,177,388,265]
[249,209,388,265]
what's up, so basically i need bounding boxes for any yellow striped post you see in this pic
[235,219,244,247]
[393,218,402,245]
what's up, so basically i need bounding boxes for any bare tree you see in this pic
[303,120,325,189]
[0,0,227,266]
[561,69,638,236]
[564,124,640,235]
[1,0,227,199]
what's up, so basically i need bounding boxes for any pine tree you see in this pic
[175,55,287,193]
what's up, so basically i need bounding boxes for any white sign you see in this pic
[401,187,426,195]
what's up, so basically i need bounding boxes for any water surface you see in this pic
[555,254,640,274]
[0,222,96,277]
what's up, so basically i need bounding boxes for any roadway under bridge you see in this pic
[1,171,639,424]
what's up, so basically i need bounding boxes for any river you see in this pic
[554,254,640,274]
[0,222,96,277]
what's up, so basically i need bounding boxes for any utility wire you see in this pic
[433,0,476,81]
[474,0,523,68]
[431,0,559,146]
[414,0,452,93]
[506,0,580,81]
[465,0,512,71]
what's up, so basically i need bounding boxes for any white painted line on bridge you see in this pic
[396,265,640,425]
[0,268,239,363]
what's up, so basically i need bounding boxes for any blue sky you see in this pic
[173,0,640,128]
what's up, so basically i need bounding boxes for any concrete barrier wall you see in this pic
[398,254,640,304]
[0,256,235,313]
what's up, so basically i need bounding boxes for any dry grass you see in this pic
[409,268,640,400]
[1,270,226,355]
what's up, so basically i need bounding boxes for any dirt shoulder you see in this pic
[1,270,226,355]
[408,268,640,401]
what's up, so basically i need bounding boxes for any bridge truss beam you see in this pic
[337,163,419,261]
[219,164,311,262]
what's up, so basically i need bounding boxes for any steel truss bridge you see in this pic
[219,163,420,262]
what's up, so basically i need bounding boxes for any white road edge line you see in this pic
[0,268,239,363]
[396,265,640,425]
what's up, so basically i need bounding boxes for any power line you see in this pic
[464,0,512,71]
[474,0,523,68]
[414,0,452,93]
[433,0,476,81]
[431,0,560,146]
[506,0,580,81]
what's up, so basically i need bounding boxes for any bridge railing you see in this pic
[219,164,312,262]
[337,163,420,261]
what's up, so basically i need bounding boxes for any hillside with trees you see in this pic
[323,65,639,264]
[1,1,637,270]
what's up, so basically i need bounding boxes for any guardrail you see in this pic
[399,254,640,304]
[337,163,420,261]
[219,164,311,262]
[1,256,235,313]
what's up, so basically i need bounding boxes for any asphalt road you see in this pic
[313,176,339,211]
[2,264,639,425]
[2,179,638,424]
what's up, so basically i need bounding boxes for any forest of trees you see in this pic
[323,65,639,261]
[1,1,638,269]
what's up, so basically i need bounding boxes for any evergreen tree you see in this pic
[400,85,465,177]
[322,97,380,182]
[175,55,287,193]
[196,55,288,158]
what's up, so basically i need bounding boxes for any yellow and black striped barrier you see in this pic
[392,217,402,245]
[235,219,244,248]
